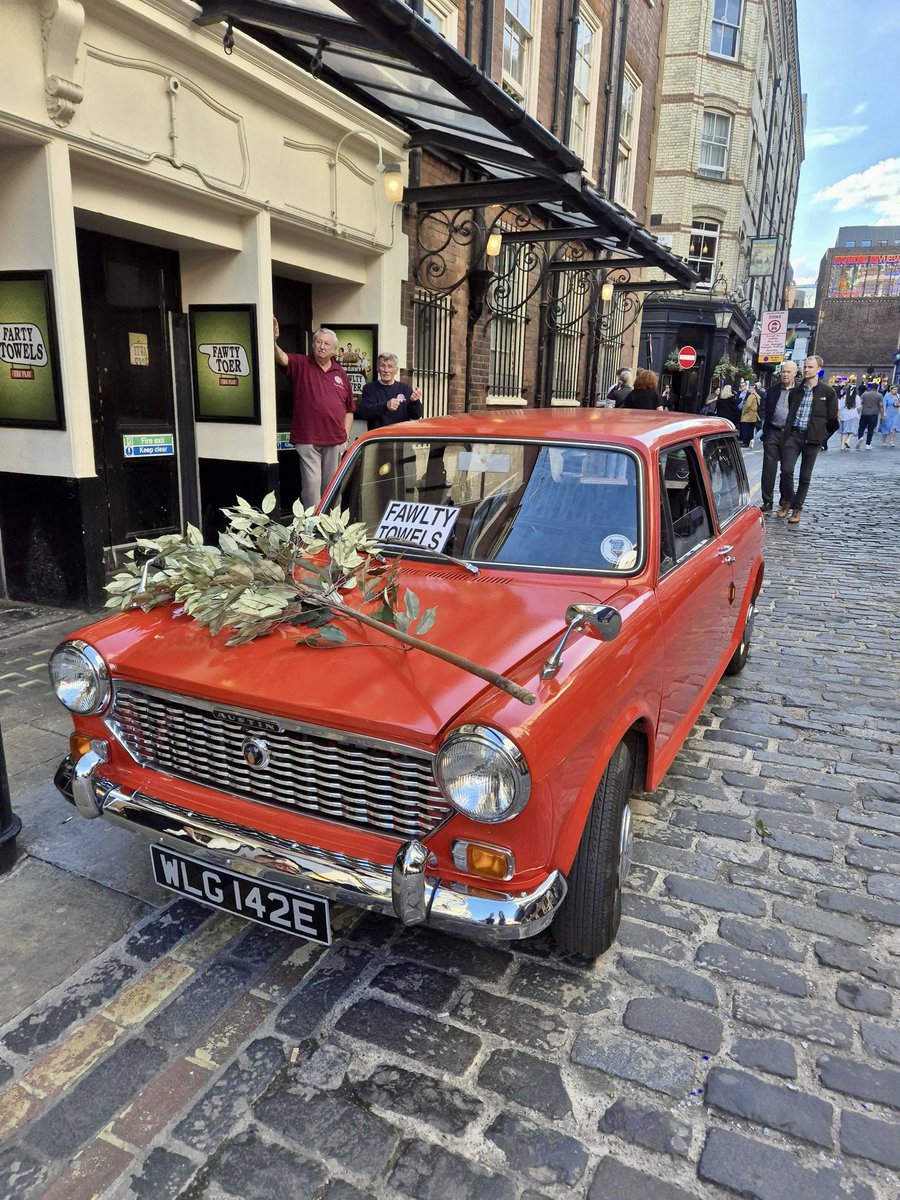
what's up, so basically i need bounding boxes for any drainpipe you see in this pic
[607,0,631,203]
[465,0,475,60]
[480,0,495,73]
[550,0,568,136]
[561,0,582,147]
[747,75,782,313]
[599,0,620,194]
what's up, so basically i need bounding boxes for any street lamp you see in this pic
[713,306,732,330]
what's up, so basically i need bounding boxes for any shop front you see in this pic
[0,0,408,607]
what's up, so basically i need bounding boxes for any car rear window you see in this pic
[330,439,642,573]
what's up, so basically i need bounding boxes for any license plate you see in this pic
[150,845,331,945]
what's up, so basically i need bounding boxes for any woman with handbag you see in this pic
[739,387,760,447]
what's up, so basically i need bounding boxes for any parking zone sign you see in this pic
[759,310,788,363]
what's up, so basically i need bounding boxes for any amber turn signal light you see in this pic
[451,840,514,880]
[69,733,95,760]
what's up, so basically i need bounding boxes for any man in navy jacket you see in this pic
[357,353,422,429]
[758,359,799,513]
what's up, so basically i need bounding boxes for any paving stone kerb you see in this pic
[0,450,897,1198]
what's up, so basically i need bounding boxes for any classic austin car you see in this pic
[50,410,763,957]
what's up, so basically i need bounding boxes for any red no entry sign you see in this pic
[678,345,697,369]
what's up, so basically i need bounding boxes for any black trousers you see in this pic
[760,427,788,506]
[778,430,820,511]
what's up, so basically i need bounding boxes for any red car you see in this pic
[51,411,763,957]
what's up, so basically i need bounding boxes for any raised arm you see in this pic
[273,317,289,369]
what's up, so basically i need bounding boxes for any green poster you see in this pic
[0,272,64,428]
[327,325,378,400]
[190,305,260,422]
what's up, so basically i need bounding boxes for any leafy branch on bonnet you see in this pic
[104,494,536,705]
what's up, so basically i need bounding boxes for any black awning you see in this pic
[195,0,697,287]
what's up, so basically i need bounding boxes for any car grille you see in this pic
[108,685,450,841]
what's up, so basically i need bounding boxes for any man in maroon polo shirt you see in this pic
[274,320,355,509]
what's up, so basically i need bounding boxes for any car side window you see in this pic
[703,435,749,527]
[659,445,713,568]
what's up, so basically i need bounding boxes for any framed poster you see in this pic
[0,271,65,429]
[325,324,378,399]
[190,305,260,423]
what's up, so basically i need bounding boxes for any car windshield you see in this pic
[328,439,641,572]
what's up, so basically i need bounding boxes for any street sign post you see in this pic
[677,346,697,370]
[758,310,788,364]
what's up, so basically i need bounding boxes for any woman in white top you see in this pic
[838,389,861,449]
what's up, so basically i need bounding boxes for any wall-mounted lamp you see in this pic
[601,281,615,302]
[378,161,404,203]
[485,230,503,258]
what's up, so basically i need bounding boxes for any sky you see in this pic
[789,0,900,287]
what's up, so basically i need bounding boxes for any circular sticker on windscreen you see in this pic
[600,533,636,567]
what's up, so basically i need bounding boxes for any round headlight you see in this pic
[435,725,530,823]
[49,641,111,715]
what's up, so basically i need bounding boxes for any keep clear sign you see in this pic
[375,501,459,552]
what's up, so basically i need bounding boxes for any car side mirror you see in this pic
[564,603,623,642]
[542,604,622,679]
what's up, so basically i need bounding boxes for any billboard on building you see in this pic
[827,254,900,298]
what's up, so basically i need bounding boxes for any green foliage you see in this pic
[105,495,437,649]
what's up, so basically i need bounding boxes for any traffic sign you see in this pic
[677,346,697,370]
[759,310,788,361]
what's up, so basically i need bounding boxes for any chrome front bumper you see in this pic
[56,756,566,943]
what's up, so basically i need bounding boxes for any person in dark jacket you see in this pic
[606,367,634,407]
[356,353,422,430]
[773,355,839,526]
[758,359,798,512]
[714,384,739,428]
[622,368,663,410]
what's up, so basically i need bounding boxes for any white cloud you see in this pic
[813,157,900,223]
[851,103,868,117]
[806,124,867,149]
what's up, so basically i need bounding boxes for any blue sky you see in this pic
[789,0,900,285]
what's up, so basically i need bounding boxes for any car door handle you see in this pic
[717,545,735,563]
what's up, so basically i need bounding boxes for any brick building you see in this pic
[640,0,805,410]
[812,225,900,387]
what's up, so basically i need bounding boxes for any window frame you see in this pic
[568,5,602,174]
[701,434,750,530]
[614,68,641,209]
[418,0,459,42]
[687,219,721,289]
[502,0,539,109]
[699,110,732,179]
[710,0,743,60]
[658,444,715,573]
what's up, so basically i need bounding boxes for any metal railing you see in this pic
[412,289,454,417]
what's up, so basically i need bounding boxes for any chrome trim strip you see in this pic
[104,681,436,762]
[72,744,109,818]
[81,771,566,942]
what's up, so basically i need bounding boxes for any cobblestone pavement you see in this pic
[0,445,898,1200]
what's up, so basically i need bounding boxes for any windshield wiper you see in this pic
[374,537,480,576]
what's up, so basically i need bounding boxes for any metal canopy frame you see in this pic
[194,0,698,287]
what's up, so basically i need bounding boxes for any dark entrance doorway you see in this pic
[77,229,182,549]
[273,275,313,512]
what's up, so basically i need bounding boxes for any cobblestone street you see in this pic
[0,446,898,1200]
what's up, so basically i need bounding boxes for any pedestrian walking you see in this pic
[856,383,884,449]
[606,368,634,408]
[838,389,861,449]
[772,355,838,527]
[739,386,760,447]
[758,360,799,512]
[715,383,739,428]
[621,368,664,410]
[878,385,899,447]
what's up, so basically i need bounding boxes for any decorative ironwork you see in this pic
[412,290,454,417]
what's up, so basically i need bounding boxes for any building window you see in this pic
[687,220,720,288]
[861,240,872,247]
[710,0,742,59]
[844,241,855,248]
[614,70,640,208]
[699,111,731,177]
[488,242,529,404]
[412,290,454,417]
[569,8,601,169]
[417,0,458,41]
[503,1,534,103]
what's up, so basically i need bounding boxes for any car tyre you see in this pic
[724,597,756,676]
[551,739,634,958]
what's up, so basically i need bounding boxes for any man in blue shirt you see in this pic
[357,353,422,430]
[774,355,839,526]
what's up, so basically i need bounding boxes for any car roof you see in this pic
[359,409,734,452]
